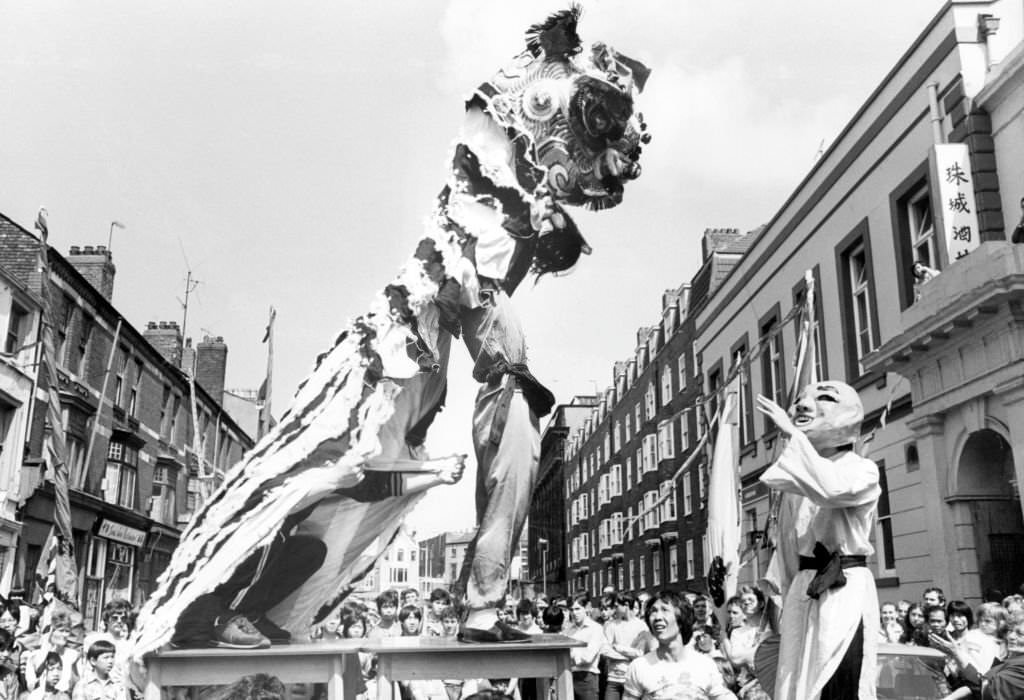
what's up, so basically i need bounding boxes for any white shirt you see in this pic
[566,616,605,674]
[623,648,734,699]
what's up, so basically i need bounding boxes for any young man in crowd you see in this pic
[924,587,946,609]
[565,593,605,700]
[622,590,734,699]
[602,593,649,700]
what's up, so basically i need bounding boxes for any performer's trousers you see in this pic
[460,375,540,610]
[172,534,325,645]
[457,288,540,611]
[821,621,864,700]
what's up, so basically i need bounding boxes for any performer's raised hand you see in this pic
[756,394,797,438]
[436,454,467,485]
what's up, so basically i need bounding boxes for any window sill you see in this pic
[876,575,900,589]
[739,441,757,459]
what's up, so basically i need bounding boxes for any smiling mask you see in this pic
[789,381,863,450]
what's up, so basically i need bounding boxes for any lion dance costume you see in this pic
[131,6,649,658]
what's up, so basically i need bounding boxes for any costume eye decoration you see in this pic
[522,81,560,122]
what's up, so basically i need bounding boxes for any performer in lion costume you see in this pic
[132,5,650,657]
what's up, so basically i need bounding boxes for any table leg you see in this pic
[145,662,162,700]
[537,677,551,700]
[376,671,393,700]
[554,654,573,700]
[328,655,344,700]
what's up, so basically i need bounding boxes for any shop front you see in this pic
[82,518,146,629]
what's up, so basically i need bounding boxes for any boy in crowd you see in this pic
[515,600,542,635]
[423,588,451,637]
[30,653,70,700]
[398,605,423,636]
[367,590,401,642]
[401,589,420,610]
[72,640,119,700]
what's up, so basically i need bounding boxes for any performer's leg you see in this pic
[460,378,540,626]
[820,620,864,700]
[232,534,327,617]
[171,534,326,647]
[170,593,229,647]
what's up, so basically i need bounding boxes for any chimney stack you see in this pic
[67,245,116,300]
[196,335,228,405]
[143,321,183,368]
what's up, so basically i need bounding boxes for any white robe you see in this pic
[760,432,881,700]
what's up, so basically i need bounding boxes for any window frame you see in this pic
[730,335,755,446]
[876,459,896,576]
[889,161,938,310]
[836,219,882,382]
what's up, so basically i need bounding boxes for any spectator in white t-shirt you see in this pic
[623,591,735,700]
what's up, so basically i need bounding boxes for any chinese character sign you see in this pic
[931,143,980,261]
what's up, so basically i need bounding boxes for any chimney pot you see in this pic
[69,246,81,255]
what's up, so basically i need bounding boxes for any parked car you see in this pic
[876,642,951,699]
[756,638,951,699]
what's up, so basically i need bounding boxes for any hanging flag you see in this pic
[762,269,819,605]
[34,209,80,607]
[258,306,276,439]
[262,307,276,343]
[706,363,740,619]
[787,269,818,407]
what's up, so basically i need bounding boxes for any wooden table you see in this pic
[144,640,363,700]
[364,634,583,700]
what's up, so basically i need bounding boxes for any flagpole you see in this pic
[259,307,276,440]
[107,220,125,251]
[83,318,122,487]
[33,209,80,607]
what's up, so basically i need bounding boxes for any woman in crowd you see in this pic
[722,595,758,674]
[960,602,1010,673]
[879,601,904,643]
[902,603,927,644]
[948,601,974,644]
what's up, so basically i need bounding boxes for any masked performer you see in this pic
[132,6,649,658]
[756,382,880,700]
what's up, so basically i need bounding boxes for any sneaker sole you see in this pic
[210,639,271,649]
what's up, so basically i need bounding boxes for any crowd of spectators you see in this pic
[0,589,136,700]
[870,586,1024,700]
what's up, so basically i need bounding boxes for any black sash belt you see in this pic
[798,542,867,599]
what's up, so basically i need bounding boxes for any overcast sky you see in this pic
[1,0,944,536]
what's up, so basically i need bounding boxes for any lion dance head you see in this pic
[471,4,651,211]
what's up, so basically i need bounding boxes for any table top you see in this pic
[148,633,584,660]
[362,633,584,655]
[148,639,364,659]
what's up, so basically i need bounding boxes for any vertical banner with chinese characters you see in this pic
[930,143,980,261]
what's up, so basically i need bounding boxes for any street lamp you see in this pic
[538,537,549,597]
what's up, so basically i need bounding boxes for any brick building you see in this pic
[552,233,743,598]
[694,0,1024,602]
[0,214,253,628]
[0,264,42,591]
